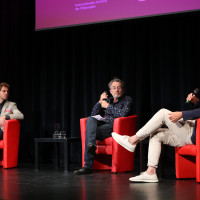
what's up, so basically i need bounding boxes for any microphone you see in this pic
[102,98,109,102]
[186,88,200,103]
[102,91,109,102]
[193,88,200,98]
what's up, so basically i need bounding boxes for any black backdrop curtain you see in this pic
[0,1,200,172]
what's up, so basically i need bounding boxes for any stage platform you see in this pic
[0,164,199,200]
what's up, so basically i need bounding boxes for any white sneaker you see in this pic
[111,132,136,152]
[129,172,159,183]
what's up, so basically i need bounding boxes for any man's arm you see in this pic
[91,92,108,116]
[168,112,182,123]
[4,103,24,120]
[169,92,200,123]
[182,108,200,121]
[168,107,200,123]
[0,116,6,128]
[185,92,200,110]
[186,93,199,105]
[105,96,132,118]
[91,102,102,116]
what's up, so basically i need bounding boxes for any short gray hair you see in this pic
[108,77,125,89]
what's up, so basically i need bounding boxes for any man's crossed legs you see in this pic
[112,108,194,182]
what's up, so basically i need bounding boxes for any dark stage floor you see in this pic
[0,164,200,200]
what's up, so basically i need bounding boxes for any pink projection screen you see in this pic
[36,0,200,30]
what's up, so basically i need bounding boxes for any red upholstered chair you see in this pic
[175,119,200,182]
[0,119,20,169]
[80,115,137,173]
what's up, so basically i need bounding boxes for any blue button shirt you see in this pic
[91,95,133,123]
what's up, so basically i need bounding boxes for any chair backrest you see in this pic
[196,119,200,181]
[113,115,137,136]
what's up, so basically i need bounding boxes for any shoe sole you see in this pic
[129,179,159,183]
[112,133,135,152]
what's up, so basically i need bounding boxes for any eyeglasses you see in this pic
[111,87,122,90]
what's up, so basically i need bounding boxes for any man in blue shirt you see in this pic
[112,88,200,182]
[74,77,133,175]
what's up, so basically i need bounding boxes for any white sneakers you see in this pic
[112,132,159,183]
[129,171,159,183]
[111,132,136,152]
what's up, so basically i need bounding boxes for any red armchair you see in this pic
[80,115,137,173]
[175,119,200,182]
[0,119,20,168]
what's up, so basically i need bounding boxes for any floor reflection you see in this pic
[1,167,200,200]
[129,182,159,200]
[1,169,20,200]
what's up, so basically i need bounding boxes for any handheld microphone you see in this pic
[193,88,200,97]
[186,88,200,103]
[102,91,109,102]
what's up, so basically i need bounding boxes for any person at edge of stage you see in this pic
[112,88,200,182]
[0,82,24,140]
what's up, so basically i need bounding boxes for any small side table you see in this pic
[35,137,81,172]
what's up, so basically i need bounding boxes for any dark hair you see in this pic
[0,82,10,91]
[108,77,125,89]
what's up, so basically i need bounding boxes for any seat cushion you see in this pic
[96,137,112,145]
[96,137,112,155]
[177,145,196,156]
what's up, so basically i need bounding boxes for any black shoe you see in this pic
[74,167,93,175]
[87,144,97,155]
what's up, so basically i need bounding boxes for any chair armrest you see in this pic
[80,117,88,167]
[80,118,87,136]
[2,119,20,168]
[3,119,20,144]
[196,119,200,148]
[112,115,137,172]
[196,119,200,162]
[113,115,137,136]
[175,119,200,154]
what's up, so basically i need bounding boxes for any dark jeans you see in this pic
[0,129,3,140]
[84,117,113,169]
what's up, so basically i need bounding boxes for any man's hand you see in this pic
[186,93,199,105]
[99,92,108,104]
[168,112,182,123]
[0,116,6,128]
[101,100,109,109]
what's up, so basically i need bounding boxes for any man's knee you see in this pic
[86,116,97,125]
[156,108,171,120]
[85,117,98,138]
[158,108,170,114]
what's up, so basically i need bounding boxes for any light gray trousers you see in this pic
[136,108,194,168]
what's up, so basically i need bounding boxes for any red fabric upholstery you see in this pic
[0,119,20,168]
[80,115,137,172]
[175,119,200,182]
